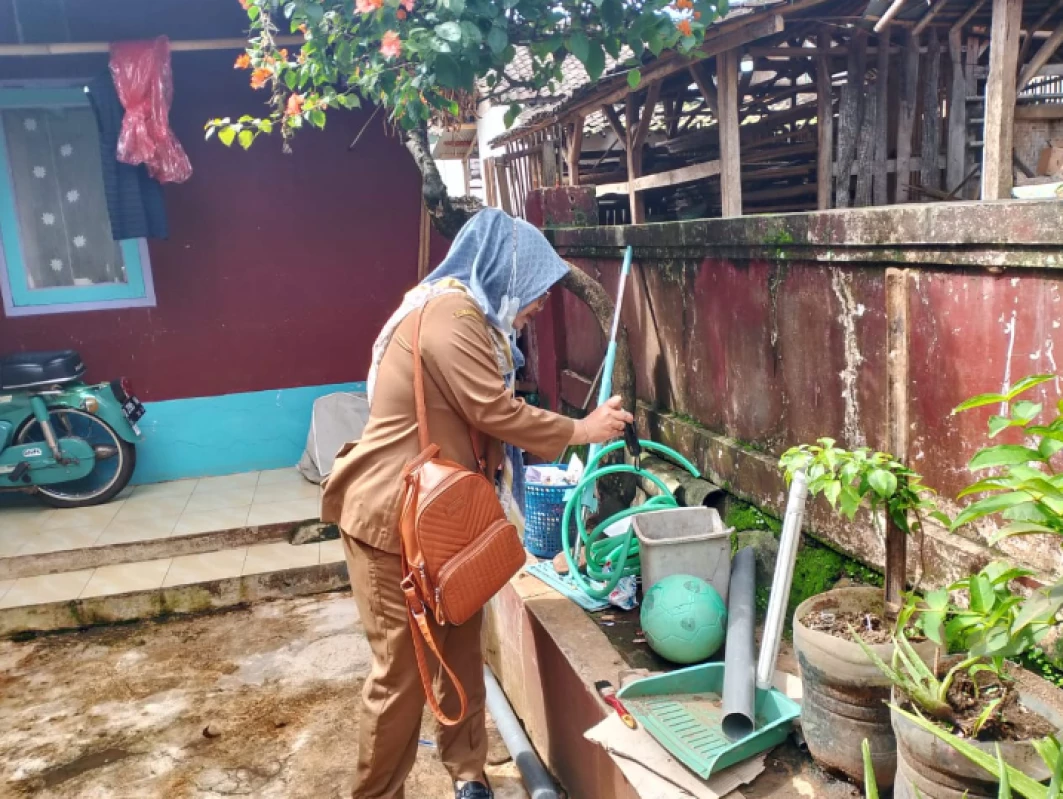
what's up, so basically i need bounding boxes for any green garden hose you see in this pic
[561,440,700,599]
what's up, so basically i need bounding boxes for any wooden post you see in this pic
[947,30,968,192]
[920,29,943,192]
[981,0,1023,200]
[884,268,910,619]
[816,31,834,210]
[495,160,513,214]
[567,120,584,186]
[965,36,981,198]
[542,140,559,188]
[625,80,661,224]
[834,30,869,208]
[718,49,743,217]
[874,29,891,205]
[689,62,720,114]
[895,31,920,202]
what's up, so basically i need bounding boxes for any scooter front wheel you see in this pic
[16,408,136,508]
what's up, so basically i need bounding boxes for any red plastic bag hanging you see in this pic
[109,36,192,184]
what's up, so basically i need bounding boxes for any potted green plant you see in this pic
[855,618,1063,799]
[779,439,946,787]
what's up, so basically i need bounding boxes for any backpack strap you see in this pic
[399,549,470,727]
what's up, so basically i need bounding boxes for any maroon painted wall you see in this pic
[0,0,429,401]
[545,202,1063,584]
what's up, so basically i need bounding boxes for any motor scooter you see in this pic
[0,350,143,508]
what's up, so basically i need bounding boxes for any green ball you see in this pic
[641,575,727,664]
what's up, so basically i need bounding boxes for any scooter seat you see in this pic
[0,350,85,390]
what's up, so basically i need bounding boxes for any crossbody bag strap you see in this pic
[411,299,488,474]
[401,575,469,726]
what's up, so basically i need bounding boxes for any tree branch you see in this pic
[403,122,481,239]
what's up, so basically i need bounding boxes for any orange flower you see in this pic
[400,0,415,10]
[298,50,307,64]
[356,0,383,12]
[397,8,407,19]
[250,66,272,89]
[285,93,305,116]
[693,10,702,18]
[234,53,251,69]
[298,23,308,34]
[380,30,402,59]
[280,48,289,59]
[677,19,693,36]
[239,0,251,9]
[675,0,693,8]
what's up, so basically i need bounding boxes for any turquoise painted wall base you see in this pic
[131,382,366,485]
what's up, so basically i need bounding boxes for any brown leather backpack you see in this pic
[399,300,527,726]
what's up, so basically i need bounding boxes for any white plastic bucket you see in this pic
[634,507,733,600]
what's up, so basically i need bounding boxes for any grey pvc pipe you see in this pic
[483,665,560,799]
[722,546,757,741]
[756,470,809,691]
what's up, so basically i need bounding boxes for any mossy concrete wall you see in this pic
[540,200,1063,590]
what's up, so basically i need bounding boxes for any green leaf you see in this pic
[487,26,507,55]
[839,485,862,519]
[1006,374,1054,400]
[218,126,237,147]
[504,102,521,128]
[602,0,623,27]
[566,31,590,64]
[953,392,1007,414]
[584,42,606,81]
[969,445,1046,470]
[952,491,1034,529]
[990,521,1059,545]
[1014,583,1063,635]
[237,128,255,149]
[459,21,483,46]
[1012,400,1043,423]
[824,480,841,508]
[988,414,1014,437]
[436,22,463,43]
[862,738,880,799]
[971,574,997,614]
[435,54,462,88]
[309,108,326,128]
[869,469,898,498]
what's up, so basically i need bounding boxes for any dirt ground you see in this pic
[0,593,527,799]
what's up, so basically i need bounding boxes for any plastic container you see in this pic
[524,464,569,558]
[633,507,732,600]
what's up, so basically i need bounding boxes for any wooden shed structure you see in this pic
[483,0,1063,223]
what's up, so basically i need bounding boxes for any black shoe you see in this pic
[455,781,493,799]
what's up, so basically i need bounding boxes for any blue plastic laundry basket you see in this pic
[524,464,569,558]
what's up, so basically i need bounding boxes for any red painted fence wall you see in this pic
[0,0,434,401]
[544,201,1063,587]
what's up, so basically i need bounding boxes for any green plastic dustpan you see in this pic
[615,661,800,779]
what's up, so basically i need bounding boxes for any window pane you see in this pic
[2,106,125,291]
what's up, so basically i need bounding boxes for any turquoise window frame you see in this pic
[0,86,155,316]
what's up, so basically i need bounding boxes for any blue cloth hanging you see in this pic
[86,71,168,241]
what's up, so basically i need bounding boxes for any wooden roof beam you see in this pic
[1018,19,1063,90]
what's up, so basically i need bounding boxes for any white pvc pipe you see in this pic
[755,470,809,691]
[483,666,559,799]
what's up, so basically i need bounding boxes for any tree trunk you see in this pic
[404,123,481,240]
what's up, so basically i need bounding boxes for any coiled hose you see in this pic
[561,440,700,599]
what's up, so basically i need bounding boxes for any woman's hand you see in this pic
[571,396,634,445]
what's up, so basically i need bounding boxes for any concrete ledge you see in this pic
[0,520,307,581]
[547,199,1063,268]
[0,560,349,638]
[483,569,638,799]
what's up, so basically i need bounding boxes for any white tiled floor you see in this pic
[0,469,321,558]
[0,539,345,609]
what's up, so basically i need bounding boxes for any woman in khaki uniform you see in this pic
[322,209,630,799]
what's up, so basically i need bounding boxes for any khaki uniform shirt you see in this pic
[321,293,575,554]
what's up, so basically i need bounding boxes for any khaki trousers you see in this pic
[343,534,488,799]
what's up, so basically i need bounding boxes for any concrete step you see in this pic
[0,538,350,638]
[0,517,321,580]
